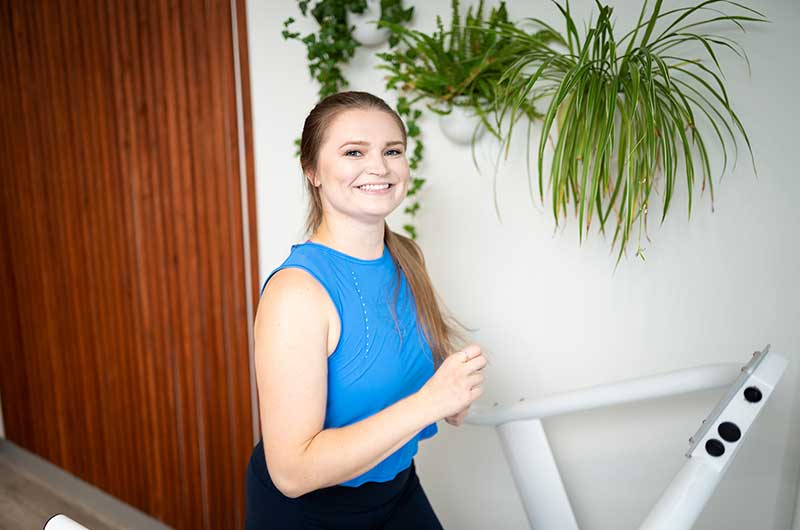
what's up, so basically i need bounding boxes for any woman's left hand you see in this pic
[444,405,470,427]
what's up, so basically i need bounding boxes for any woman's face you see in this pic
[309,108,410,224]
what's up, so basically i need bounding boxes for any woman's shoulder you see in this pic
[256,266,335,335]
[259,242,334,293]
[260,266,329,306]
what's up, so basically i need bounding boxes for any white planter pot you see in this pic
[349,0,389,48]
[439,100,486,145]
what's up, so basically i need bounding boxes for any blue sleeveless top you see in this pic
[259,240,439,487]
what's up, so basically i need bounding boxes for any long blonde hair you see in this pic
[298,91,474,369]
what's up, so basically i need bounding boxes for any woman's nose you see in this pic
[364,152,389,175]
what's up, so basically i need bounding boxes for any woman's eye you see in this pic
[345,149,402,156]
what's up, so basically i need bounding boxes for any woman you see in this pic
[245,91,488,530]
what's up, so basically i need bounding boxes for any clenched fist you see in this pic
[417,344,487,423]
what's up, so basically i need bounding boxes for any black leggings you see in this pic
[245,440,444,530]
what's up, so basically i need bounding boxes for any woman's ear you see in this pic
[305,173,319,188]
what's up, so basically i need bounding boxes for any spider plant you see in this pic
[493,0,767,265]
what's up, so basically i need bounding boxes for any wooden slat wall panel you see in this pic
[0,1,258,528]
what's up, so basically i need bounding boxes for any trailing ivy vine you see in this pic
[282,1,425,240]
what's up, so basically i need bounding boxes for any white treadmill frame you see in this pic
[464,345,788,530]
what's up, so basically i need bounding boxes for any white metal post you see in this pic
[496,418,580,530]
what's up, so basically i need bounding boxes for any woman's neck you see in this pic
[310,220,385,261]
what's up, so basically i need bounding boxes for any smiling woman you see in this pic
[244,91,489,529]
[306,108,410,223]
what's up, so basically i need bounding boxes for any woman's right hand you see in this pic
[417,344,487,421]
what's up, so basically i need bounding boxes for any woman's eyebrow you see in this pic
[339,140,405,149]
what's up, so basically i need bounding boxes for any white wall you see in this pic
[245,1,800,529]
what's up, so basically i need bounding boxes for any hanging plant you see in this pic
[378,0,547,147]
[377,0,552,229]
[282,0,413,99]
[281,1,424,239]
[492,0,767,265]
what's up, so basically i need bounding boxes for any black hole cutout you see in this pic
[706,439,725,457]
[718,422,741,443]
[744,386,762,403]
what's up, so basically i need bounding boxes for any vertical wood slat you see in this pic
[0,0,258,528]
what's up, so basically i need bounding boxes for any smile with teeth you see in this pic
[357,183,392,191]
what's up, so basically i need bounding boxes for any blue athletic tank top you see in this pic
[259,239,439,487]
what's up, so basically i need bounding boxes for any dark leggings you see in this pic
[245,440,444,530]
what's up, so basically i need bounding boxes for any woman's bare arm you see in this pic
[255,268,438,499]
[294,391,432,496]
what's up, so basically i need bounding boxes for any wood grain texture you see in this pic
[0,1,258,528]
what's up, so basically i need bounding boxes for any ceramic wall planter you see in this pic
[349,0,390,47]
[438,97,486,145]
